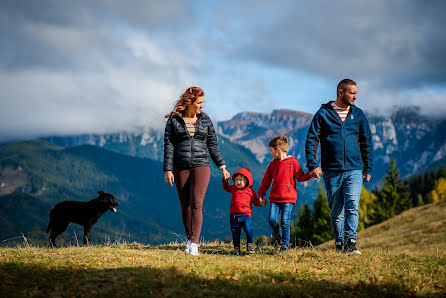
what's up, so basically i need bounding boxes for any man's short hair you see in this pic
[269,135,289,152]
[337,79,357,92]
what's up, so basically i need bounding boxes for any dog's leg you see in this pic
[49,220,69,248]
[83,226,92,245]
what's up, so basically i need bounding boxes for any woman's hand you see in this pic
[164,171,174,186]
[221,167,230,181]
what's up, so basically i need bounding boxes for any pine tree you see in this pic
[370,159,411,225]
[311,185,333,245]
[292,203,313,247]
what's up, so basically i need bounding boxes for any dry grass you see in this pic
[1,201,445,297]
[320,200,446,255]
[1,241,445,297]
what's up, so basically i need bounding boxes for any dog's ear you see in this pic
[97,190,104,196]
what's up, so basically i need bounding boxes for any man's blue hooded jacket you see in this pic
[305,102,373,175]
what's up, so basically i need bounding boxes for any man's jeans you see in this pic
[230,213,253,248]
[269,202,294,246]
[323,170,363,243]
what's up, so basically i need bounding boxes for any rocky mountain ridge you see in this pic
[39,107,445,183]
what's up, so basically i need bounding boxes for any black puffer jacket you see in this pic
[163,112,225,171]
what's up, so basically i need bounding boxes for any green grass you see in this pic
[1,242,445,297]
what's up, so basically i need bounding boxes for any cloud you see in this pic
[0,0,445,141]
[212,0,446,88]
[0,0,200,140]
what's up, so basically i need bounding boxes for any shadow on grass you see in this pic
[131,243,279,256]
[0,262,417,297]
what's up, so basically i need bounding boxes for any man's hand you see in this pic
[164,171,174,186]
[309,167,322,179]
[259,197,267,206]
[363,174,371,182]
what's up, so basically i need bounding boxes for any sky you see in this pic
[1,0,446,141]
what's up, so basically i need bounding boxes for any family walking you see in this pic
[163,79,373,256]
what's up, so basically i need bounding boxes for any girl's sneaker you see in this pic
[234,247,241,256]
[184,240,191,254]
[189,243,199,256]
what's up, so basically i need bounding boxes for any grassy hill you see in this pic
[319,199,446,255]
[0,201,445,297]
[0,243,444,297]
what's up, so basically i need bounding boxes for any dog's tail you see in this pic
[46,208,55,233]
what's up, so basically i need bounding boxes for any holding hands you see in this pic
[259,197,267,206]
[309,167,322,179]
[221,167,231,181]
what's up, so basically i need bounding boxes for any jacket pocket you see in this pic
[273,184,295,198]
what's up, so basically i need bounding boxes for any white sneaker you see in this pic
[189,243,199,256]
[184,240,191,254]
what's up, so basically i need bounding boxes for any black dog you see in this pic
[46,191,120,247]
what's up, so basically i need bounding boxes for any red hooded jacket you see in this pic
[222,168,261,217]
[258,156,311,204]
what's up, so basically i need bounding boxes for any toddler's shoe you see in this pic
[279,245,289,253]
[184,240,191,254]
[189,243,200,256]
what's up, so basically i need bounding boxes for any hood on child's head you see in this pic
[232,168,254,188]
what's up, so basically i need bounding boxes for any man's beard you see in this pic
[341,94,354,106]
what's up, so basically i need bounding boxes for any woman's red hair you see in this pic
[165,87,204,118]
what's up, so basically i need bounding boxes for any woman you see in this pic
[163,87,230,256]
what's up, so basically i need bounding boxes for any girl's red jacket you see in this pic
[222,168,261,217]
[258,156,311,204]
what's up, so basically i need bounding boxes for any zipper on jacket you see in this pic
[287,184,292,194]
[342,121,346,170]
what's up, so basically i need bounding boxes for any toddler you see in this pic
[222,168,265,256]
[258,136,312,252]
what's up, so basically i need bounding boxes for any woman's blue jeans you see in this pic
[268,202,294,246]
[230,213,253,248]
[323,170,363,244]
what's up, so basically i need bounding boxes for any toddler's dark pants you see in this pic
[230,213,253,248]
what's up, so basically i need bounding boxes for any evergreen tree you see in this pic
[311,185,332,245]
[370,159,411,225]
[292,203,313,247]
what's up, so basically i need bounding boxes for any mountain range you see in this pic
[43,106,446,183]
[1,106,445,245]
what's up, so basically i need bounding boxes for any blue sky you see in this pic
[1,0,446,140]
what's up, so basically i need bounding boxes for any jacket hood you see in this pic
[232,168,254,187]
[271,156,295,164]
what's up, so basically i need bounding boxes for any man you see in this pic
[305,79,373,254]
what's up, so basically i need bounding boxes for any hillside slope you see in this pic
[320,200,446,254]
[0,243,445,297]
